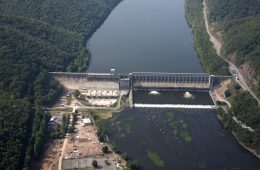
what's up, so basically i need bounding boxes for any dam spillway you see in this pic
[131,72,213,91]
[133,103,217,109]
[50,72,121,90]
[50,71,231,109]
[50,71,230,91]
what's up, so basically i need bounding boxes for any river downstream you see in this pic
[87,0,260,169]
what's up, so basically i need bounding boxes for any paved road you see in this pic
[203,0,260,106]
[228,64,260,105]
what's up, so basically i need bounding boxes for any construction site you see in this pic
[36,71,233,170]
[38,107,125,170]
[61,113,122,170]
[37,86,126,170]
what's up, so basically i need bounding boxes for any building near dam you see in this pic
[51,70,230,91]
[50,70,231,109]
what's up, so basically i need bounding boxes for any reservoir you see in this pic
[87,0,260,169]
[87,0,203,73]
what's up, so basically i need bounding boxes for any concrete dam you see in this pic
[131,72,214,91]
[50,72,121,90]
[50,71,231,109]
[50,72,229,90]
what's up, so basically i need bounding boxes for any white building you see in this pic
[82,118,92,126]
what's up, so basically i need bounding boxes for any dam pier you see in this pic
[50,71,231,109]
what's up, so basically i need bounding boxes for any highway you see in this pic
[203,0,260,106]
[228,64,260,105]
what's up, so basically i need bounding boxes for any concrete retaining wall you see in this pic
[50,72,231,91]
[52,74,119,90]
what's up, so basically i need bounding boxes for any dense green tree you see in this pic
[102,146,109,154]
[74,90,81,98]
[122,152,129,160]
[185,0,229,75]
[231,92,260,129]
[206,0,260,97]
[92,160,98,168]
[127,160,141,170]
[97,126,108,142]
[0,0,121,169]
[186,0,260,155]
[224,89,232,98]
[218,107,260,154]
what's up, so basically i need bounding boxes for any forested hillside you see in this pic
[184,0,228,75]
[218,90,260,154]
[185,0,260,155]
[206,0,260,97]
[0,0,121,169]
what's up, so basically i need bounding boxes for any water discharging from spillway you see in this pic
[134,91,213,105]
[149,90,160,95]
[87,0,260,169]
[148,91,194,98]
[184,91,193,99]
[105,92,260,170]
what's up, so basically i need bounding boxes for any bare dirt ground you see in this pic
[39,90,126,170]
[212,79,232,107]
[212,80,255,132]
[60,113,125,169]
[64,121,103,159]
[32,139,63,170]
[203,0,260,105]
[203,0,222,56]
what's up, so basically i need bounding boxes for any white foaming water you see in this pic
[184,91,193,99]
[149,91,160,95]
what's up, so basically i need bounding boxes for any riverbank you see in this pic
[0,0,126,169]
[205,0,260,100]
[185,0,260,159]
[211,80,260,159]
[38,105,126,170]
[233,132,260,159]
[202,0,260,105]
[217,106,260,159]
[184,0,228,75]
[202,0,221,56]
[203,0,260,156]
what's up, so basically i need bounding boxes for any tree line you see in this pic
[207,0,260,97]
[218,91,260,154]
[185,0,229,75]
[0,0,121,169]
[185,0,260,156]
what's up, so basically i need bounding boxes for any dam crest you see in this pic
[50,71,231,109]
